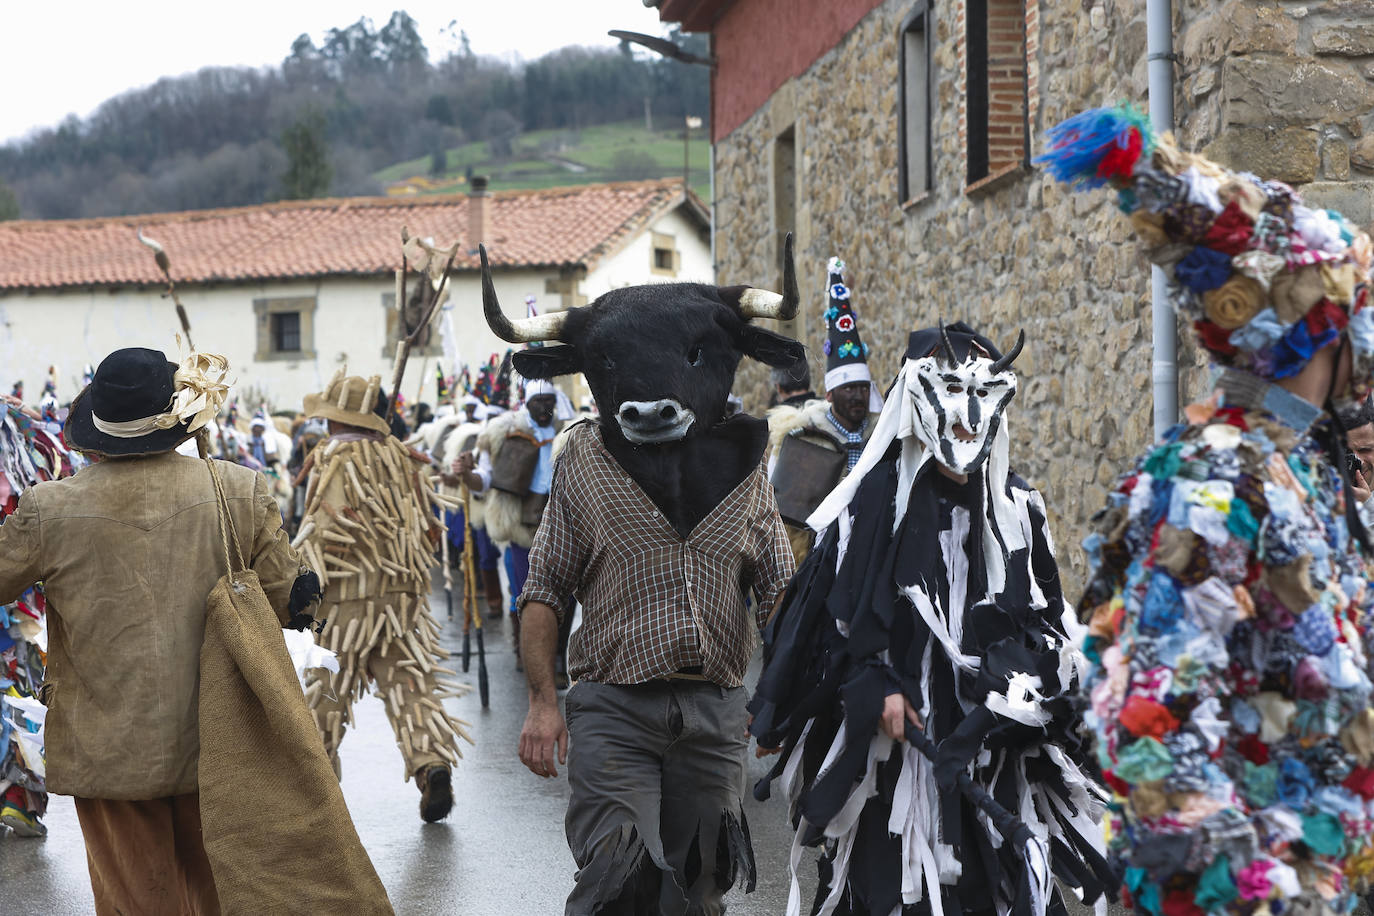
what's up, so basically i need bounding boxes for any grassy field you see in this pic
[374,120,712,202]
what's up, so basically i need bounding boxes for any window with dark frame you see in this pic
[899,1,933,203]
[270,311,301,353]
[253,296,315,361]
[966,0,1028,187]
[654,246,674,270]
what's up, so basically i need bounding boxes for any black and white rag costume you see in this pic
[749,323,1115,916]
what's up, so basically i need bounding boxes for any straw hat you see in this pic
[303,369,390,436]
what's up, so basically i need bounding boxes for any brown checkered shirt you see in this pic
[519,421,795,687]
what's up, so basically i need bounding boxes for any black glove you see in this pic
[285,569,324,631]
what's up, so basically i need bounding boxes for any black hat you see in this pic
[66,348,193,456]
[905,321,1003,363]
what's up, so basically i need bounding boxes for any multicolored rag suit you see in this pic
[0,403,79,838]
[1078,393,1374,913]
[1041,104,1374,913]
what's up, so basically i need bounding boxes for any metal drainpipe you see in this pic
[709,137,717,279]
[1147,0,1178,440]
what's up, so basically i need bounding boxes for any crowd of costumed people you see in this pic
[0,343,591,839]
[1,370,83,838]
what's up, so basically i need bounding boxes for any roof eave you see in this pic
[658,0,733,31]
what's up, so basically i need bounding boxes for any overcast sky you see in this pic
[0,1,670,143]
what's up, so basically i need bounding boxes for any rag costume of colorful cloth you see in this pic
[750,324,1114,916]
[296,370,471,801]
[1043,106,1374,914]
[0,402,79,837]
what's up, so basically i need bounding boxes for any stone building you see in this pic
[0,178,710,412]
[656,0,1374,587]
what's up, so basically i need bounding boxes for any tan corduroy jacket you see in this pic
[0,452,303,799]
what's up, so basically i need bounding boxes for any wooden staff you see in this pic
[386,241,458,426]
[441,514,455,622]
[461,483,489,708]
[136,228,195,352]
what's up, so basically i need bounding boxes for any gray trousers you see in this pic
[563,680,755,916]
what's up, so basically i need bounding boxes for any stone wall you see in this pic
[712,0,1213,591]
[1178,0,1374,225]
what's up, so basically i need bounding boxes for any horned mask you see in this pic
[905,326,1024,475]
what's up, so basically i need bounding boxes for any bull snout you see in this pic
[616,399,696,444]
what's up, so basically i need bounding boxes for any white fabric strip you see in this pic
[91,410,179,438]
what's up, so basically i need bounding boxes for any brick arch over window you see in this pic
[959,0,1039,192]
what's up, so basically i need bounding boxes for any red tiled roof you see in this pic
[0,179,706,291]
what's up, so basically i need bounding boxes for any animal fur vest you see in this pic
[478,411,564,548]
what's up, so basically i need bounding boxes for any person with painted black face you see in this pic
[767,256,883,564]
[749,322,1114,916]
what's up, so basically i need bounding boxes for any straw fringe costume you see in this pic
[296,373,470,784]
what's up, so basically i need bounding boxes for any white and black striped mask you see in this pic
[905,353,1017,475]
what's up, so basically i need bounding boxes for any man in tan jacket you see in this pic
[0,347,314,915]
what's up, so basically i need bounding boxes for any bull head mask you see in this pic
[477,237,805,446]
[906,324,1024,475]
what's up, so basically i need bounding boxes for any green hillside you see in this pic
[374,120,712,202]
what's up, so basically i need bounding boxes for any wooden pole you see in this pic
[462,483,489,707]
[386,248,458,426]
[137,228,195,352]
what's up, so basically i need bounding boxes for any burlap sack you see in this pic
[199,460,393,915]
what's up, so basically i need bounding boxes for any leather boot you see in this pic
[417,765,453,823]
[482,568,504,619]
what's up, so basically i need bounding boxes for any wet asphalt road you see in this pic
[0,577,1119,915]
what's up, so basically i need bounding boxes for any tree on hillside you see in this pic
[281,110,332,199]
[0,179,20,221]
[284,34,327,86]
[0,11,708,219]
[481,110,521,160]
[379,11,428,78]
[322,18,384,79]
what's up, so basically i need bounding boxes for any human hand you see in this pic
[879,692,922,741]
[518,699,568,778]
[452,452,476,476]
[1354,468,1372,505]
[747,713,782,757]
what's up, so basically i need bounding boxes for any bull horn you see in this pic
[736,233,800,321]
[939,321,959,366]
[480,244,570,343]
[990,330,1025,374]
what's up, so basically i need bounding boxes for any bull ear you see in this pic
[512,345,583,379]
[739,326,806,368]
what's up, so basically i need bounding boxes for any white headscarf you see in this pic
[524,378,576,422]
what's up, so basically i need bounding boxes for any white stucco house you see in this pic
[0,177,712,412]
